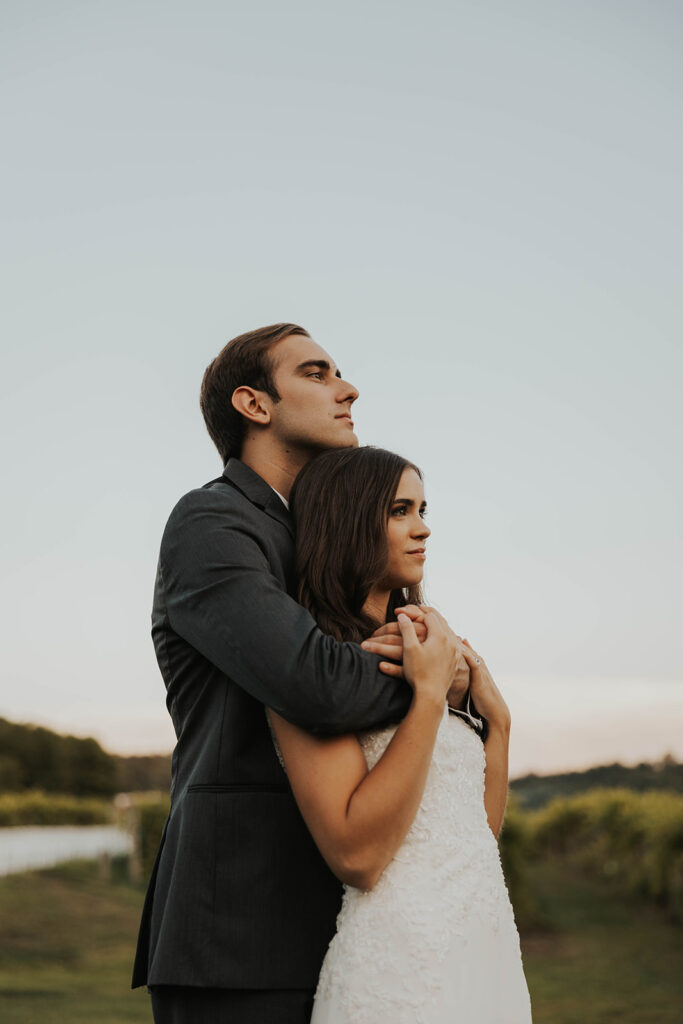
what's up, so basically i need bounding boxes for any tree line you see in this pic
[510,755,683,810]
[1,714,680,804]
[0,718,171,796]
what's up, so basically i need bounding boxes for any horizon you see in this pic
[4,681,682,781]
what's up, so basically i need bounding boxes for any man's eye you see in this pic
[307,372,323,380]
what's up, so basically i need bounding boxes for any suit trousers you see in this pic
[149,985,315,1024]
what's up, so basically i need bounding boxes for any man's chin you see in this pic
[326,429,359,450]
[300,431,359,456]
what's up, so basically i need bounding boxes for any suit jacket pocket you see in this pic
[187,782,289,794]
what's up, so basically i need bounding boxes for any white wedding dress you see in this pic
[309,705,533,1024]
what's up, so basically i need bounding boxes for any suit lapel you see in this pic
[223,459,294,539]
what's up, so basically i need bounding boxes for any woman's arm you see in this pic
[269,691,443,890]
[268,609,459,890]
[483,719,511,839]
[457,638,512,840]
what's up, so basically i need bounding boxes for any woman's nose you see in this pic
[413,520,430,538]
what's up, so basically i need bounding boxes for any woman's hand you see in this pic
[397,608,460,707]
[362,608,470,704]
[457,638,511,731]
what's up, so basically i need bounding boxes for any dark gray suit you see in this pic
[132,458,411,1014]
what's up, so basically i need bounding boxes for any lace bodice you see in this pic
[312,706,527,1024]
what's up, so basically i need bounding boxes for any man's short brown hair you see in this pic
[200,323,310,464]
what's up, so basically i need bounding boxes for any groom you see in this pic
[132,323,470,1023]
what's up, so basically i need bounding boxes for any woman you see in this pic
[267,447,532,1024]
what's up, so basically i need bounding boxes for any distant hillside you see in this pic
[113,753,172,793]
[0,717,116,797]
[0,718,171,796]
[2,715,680,806]
[510,755,683,809]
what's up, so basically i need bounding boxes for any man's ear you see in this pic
[231,386,272,426]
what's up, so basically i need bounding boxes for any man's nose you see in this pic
[337,377,359,405]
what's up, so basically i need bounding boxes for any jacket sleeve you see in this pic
[159,491,413,735]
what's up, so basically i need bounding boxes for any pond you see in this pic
[0,826,134,876]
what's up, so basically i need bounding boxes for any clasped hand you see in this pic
[361,605,469,711]
[361,605,511,729]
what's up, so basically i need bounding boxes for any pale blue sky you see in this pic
[1,1,681,774]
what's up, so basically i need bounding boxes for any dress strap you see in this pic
[448,691,485,734]
[264,708,288,774]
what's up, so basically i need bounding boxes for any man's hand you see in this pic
[361,607,427,678]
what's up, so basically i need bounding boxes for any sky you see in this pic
[1,1,681,777]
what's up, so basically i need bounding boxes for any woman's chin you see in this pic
[395,570,424,589]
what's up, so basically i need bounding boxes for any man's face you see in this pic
[266,334,360,454]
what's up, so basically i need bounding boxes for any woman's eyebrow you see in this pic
[391,498,428,507]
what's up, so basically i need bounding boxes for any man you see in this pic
[132,323,471,1023]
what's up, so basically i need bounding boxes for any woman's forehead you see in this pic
[394,467,425,500]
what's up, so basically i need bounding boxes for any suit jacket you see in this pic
[132,458,412,990]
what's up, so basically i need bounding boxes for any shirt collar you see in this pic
[272,487,289,510]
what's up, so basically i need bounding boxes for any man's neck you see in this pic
[238,443,310,501]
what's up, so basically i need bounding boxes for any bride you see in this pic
[267,446,533,1024]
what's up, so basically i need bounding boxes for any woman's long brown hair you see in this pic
[289,446,425,643]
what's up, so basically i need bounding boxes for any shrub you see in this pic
[528,788,683,922]
[121,795,170,880]
[0,790,113,826]
[499,795,547,929]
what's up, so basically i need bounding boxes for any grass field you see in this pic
[521,859,683,1023]
[0,857,681,1023]
[0,860,151,1024]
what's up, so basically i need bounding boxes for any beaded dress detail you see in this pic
[308,705,533,1024]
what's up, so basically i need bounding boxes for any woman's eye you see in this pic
[419,508,428,519]
[392,506,408,517]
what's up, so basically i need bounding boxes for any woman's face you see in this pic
[379,467,431,591]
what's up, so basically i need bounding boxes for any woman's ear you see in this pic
[231,386,272,426]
